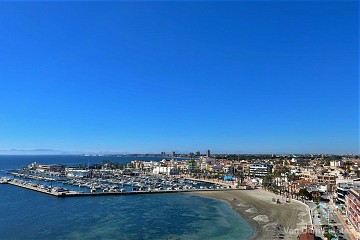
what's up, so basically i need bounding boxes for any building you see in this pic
[142,161,156,172]
[161,152,166,157]
[66,169,91,178]
[317,174,337,192]
[131,160,143,169]
[298,232,315,240]
[330,160,344,168]
[199,157,216,171]
[223,165,234,174]
[249,163,273,177]
[171,151,176,157]
[152,166,178,175]
[336,183,354,205]
[298,168,317,183]
[206,149,211,157]
[36,164,65,173]
[188,160,198,172]
[346,188,360,231]
[196,151,201,156]
[298,230,315,240]
[212,164,223,172]
[336,181,360,212]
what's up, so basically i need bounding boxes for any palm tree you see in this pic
[262,174,273,190]
[234,168,245,184]
[298,188,309,201]
[272,170,282,187]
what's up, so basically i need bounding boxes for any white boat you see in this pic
[0,177,10,184]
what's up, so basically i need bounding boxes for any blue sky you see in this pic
[0,1,358,154]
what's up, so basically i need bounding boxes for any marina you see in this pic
[0,159,245,198]
[3,178,238,197]
[1,163,241,198]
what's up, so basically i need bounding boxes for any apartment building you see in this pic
[249,163,273,177]
[346,188,360,231]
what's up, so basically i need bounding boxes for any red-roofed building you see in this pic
[298,232,315,240]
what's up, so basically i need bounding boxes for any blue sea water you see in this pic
[0,155,254,240]
[0,155,167,170]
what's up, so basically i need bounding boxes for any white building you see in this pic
[199,157,216,170]
[330,160,344,168]
[143,161,157,171]
[152,166,178,175]
[66,169,91,178]
[249,163,273,177]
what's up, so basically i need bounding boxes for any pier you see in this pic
[4,180,241,197]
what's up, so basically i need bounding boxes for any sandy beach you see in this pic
[192,189,311,240]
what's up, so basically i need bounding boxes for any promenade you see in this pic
[329,200,358,240]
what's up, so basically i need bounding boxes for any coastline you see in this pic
[191,189,311,240]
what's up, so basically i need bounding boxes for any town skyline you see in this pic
[0,148,358,156]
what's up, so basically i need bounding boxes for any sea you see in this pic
[0,155,253,240]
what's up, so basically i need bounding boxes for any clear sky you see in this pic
[0,1,358,154]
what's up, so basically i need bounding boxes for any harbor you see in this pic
[1,177,240,197]
[0,159,251,198]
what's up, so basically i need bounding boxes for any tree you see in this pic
[234,168,245,184]
[262,175,273,190]
[288,172,296,182]
[298,188,309,201]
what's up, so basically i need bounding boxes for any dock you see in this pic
[4,180,240,197]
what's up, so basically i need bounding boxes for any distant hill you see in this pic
[0,149,69,155]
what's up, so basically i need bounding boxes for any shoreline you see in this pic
[191,189,311,240]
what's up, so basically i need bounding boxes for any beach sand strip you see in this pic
[192,189,311,240]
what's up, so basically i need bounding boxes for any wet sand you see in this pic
[192,189,311,240]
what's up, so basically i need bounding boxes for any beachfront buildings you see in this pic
[199,157,216,171]
[336,183,353,205]
[249,163,273,177]
[335,182,360,203]
[345,188,360,231]
[335,182,360,213]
